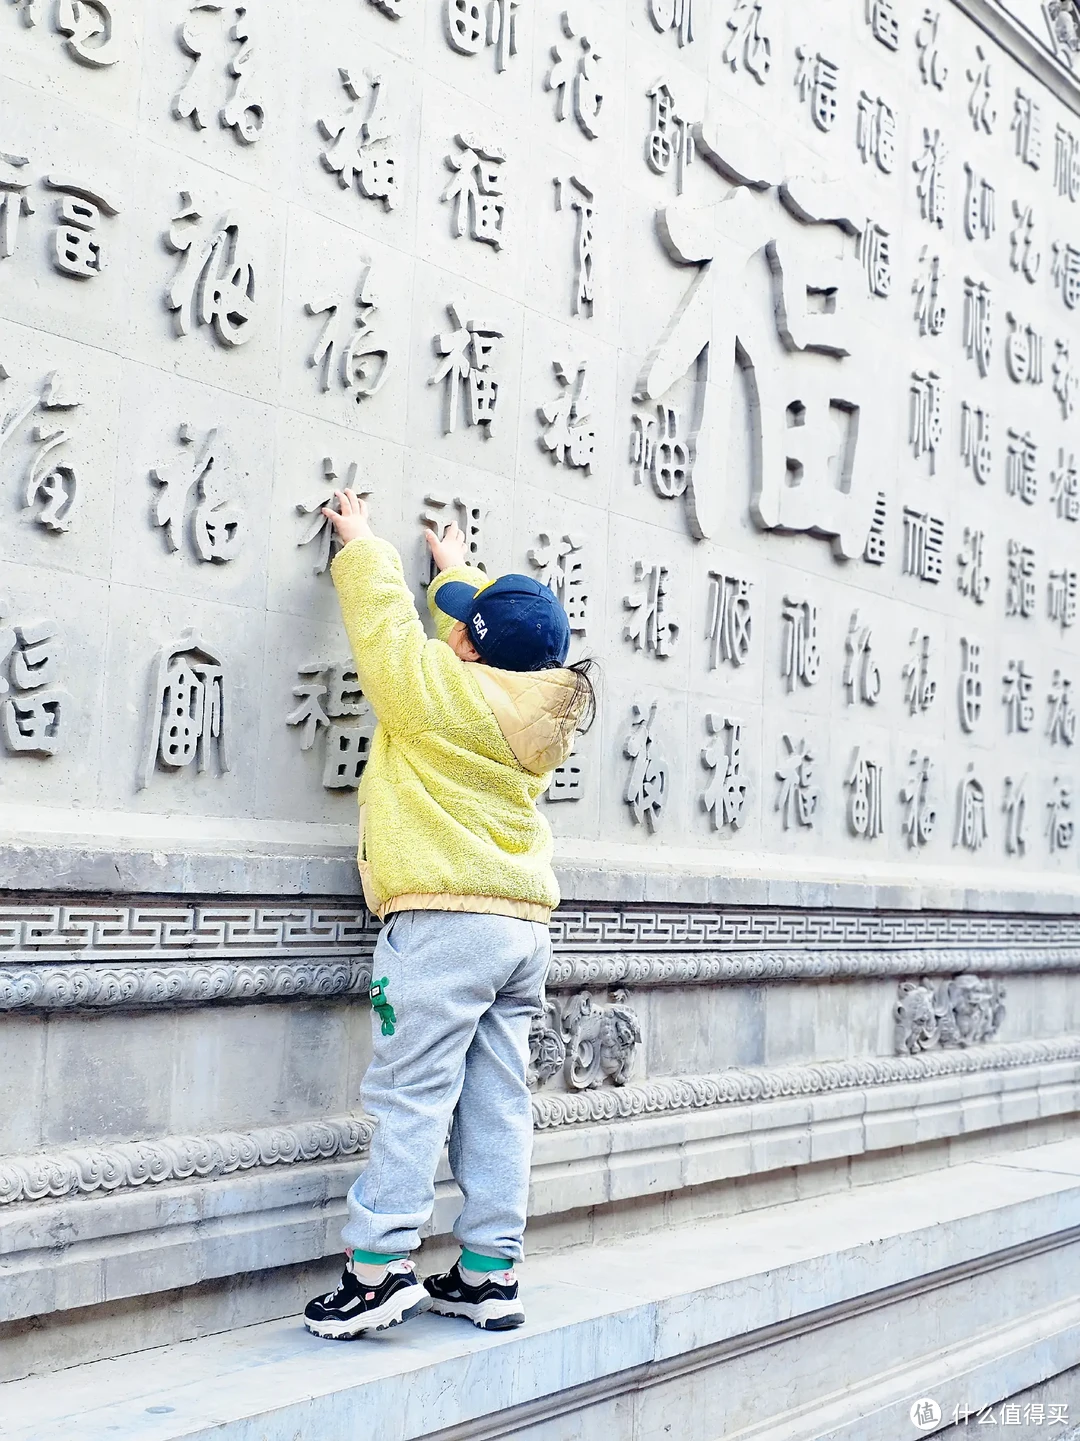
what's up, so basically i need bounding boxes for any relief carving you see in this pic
[561,990,641,1089]
[429,303,502,437]
[0,367,82,532]
[173,4,263,145]
[545,9,604,138]
[140,630,230,790]
[286,658,373,790]
[538,361,595,472]
[895,974,1005,1054]
[0,600,67,757]
[150,424,243,565]
[553,175,595,318]
[701,714,747,832]
[775,734,818,830]
[624,701,668,830]
[165,193,256,348]
[529,533,588,635]
[318,69,398,210]
[305,263,389,402]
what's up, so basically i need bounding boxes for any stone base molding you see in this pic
[3,1038,1077,1208]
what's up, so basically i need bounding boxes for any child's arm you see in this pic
[424,524,488,642]
[326,491,451,735]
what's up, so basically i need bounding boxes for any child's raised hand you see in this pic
[424,521,469,573]
[323,489,373,546]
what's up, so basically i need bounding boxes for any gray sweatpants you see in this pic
[342,909,551,1263]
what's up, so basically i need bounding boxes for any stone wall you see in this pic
[3,0,1080,1382]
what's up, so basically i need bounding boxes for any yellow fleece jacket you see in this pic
[329,536,583,923]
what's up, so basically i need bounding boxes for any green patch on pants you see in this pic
[369,976,397,1036]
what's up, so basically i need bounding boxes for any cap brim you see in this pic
[433,579,480,622]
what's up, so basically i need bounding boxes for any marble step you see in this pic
[4,1137,1080,1441]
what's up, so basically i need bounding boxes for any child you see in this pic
[303,489,592,1340]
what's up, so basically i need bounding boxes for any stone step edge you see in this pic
[3,1141,1080,1441]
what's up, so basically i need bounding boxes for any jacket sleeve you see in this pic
[329,537,462,736]
[428,563,490,642]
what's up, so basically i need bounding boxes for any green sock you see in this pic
[459,1247,512,1273]
[352,1249,407,1266]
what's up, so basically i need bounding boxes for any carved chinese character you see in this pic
[846,747,884,840]
[957,527,989,605]
[1005,314,1044,386]
[1051,240,1080,311]
[1008,203,1041,283]
[959,636,983,732]
[723,0,771,82]
[43,175,120,279]
[624,701,668,830]
[296,458,373,576]
[915,9,947,89]
[794,47,838,132]
[173,4,264,145]
[1054,124,1080,201]
[624,561,679,657]
[1050,448,1079,521]
[860,222,891,299]
[286,657,372,789]
[1003,775,1028,855]
[955,764,988,852]
[368,0,402,17]
[634,127,875,556]
[1012,89,1042,168]
[538,362,595,472]
[305,263,389,403]
[648,0,693,45]
[701,714,747,832]
[55,0,117,65]
[444,0,519,71]
[856,93,896,173]
[318,69,398,210]
[904,629,937,715]
[1053,341,1078,419]
[914,128,947,227]
[843,611,881,706]
[1047,669,1077,746]
[545,10,603,138]
[910,370,942,473]
[150,423,243,565]
[966,44,996,133]
[547,743,583,802]
[912,247,945,337]
[442,133,505,248]
[706,573,752,669]
[553,175,595,318]
[864,491,887,565]
[1005,429,1038,504]
[962,276,992,377]
[645,80,695,193]
[1003,660,1034,733]
[960,401,992,484]
[139,629,229,789]
[962,163,995,241]
[1048,567,1078,631]
[165,192,256,348]
[629,403,691,502]
[0,367,82,532]
[902,508,944,583]
[901,752,937,849]
[781,596,820,691]
[1005,541,1037,619]
[529,532,588,634]
[0,152,33,262]
[1046,778,1074,853]
[422,494,486,580]
[0,602,68,757]
[429,303,502,436]
[867,0,899,49]
[775,734,817,830]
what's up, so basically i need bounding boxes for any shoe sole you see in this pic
[304,1290,431,1340]
[426,1296,526,1331]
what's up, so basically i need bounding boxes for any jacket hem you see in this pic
[380,893,553,924]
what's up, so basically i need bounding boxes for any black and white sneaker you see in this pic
[304,1257,430,1339]
[423,1262,526,1331]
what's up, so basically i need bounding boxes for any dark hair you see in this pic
[557,657,598,733]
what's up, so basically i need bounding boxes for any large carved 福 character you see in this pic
[635,113,880,558]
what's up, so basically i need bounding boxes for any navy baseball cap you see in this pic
[436,574,571,671]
